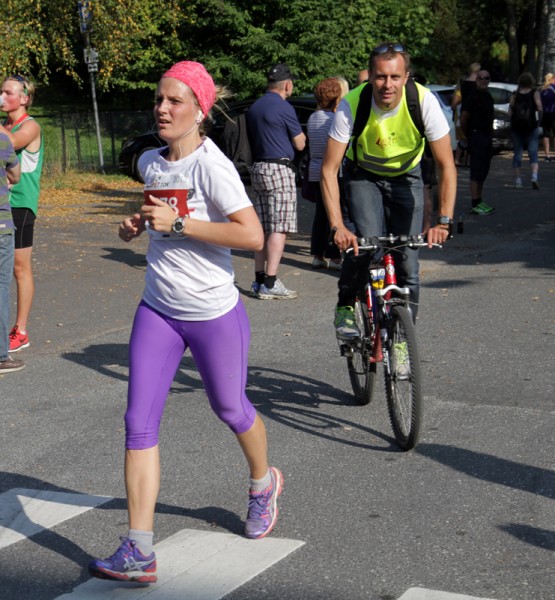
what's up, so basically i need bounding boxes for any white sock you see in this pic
[250,470,271,493]
[129,529,154,556]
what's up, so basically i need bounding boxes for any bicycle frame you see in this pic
[339,234,439,449]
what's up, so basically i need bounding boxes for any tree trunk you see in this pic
[506,1,521,80]
[546,0,555,75]
[523,2,537,73]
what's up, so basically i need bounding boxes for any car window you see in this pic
[488,87,513,104]
[433,90,453,108]
[293,106,316,127]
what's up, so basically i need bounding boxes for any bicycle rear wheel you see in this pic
[384,305,422,450]
[346,297,377,405]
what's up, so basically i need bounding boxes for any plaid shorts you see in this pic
[251,162,297,233]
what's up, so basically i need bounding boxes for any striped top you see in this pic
[307,110,334,182]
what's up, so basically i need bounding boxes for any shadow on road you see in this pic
[61,343,400,452]
[417,443,555,551]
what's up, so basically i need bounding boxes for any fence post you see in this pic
[74,115,82,168]
[60,113,67,174]
[109,111,116,168]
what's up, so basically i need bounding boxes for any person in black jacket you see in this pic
[460,70,495,215]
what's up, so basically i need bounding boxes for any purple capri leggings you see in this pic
[125,299,256,450]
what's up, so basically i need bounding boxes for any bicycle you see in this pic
[338,234,440,450]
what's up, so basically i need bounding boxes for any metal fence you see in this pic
[37,110,154,175]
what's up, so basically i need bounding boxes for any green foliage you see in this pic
[1,0,551,103]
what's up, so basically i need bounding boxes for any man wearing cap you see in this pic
[246,63,306,300]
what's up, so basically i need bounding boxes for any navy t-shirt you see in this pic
[246,92,303,161]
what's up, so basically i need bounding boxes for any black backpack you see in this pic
[510,91,536,134]
[219,111,252,179]
[351,78,425,166]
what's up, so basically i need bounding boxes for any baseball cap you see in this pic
[267,63,298,83]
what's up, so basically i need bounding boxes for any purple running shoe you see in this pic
[89,537,157,583]
[245,466,284,539]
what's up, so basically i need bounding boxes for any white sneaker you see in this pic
[258,279,298,300]
[311,257,327,269]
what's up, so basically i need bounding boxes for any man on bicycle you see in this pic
[321,42,456,339]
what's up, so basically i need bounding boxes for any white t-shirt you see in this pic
[329,90,450,145]
[138,137,252,321]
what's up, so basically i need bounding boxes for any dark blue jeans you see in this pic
[310,178,353,259]
[338,162,424,317]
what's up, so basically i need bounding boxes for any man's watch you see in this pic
[171,216,186,236]
[437,215,454,237]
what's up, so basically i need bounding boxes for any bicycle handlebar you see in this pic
[344,234,442,254]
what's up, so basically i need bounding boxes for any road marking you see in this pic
[56,528,304,599]
[398,589,498,600]
[0,488,112,550]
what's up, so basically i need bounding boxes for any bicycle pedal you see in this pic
[340,344,353,358]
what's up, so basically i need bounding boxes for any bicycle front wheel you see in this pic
[346,298,377,405]
[384,305,423,450]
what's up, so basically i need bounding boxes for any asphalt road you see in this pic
[1,153,554,600]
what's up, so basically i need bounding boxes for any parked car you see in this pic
[484,82,517,152]
[427,82,515,153]
[426,84,457,150]
[119,95,316,183]
[488,82,517,113]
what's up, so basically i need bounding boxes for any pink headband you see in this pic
[162,61,216,116]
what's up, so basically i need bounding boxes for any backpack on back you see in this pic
[219,110,252,179]
[510,91,536,134]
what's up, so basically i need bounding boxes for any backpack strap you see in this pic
[351,83,373,167]
[405,78,425,137]
[351,79,425,166]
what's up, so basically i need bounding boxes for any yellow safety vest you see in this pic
[345,83,427,177]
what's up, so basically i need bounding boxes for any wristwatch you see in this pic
[437,215,454,237]
[171,216,186,236]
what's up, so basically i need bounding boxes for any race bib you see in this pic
[143,180,195,217]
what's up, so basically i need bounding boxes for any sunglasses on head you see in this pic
[11,74,29,95]
[371,43,405,56]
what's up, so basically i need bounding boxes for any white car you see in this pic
[426,83,514,153]
[426,84,457,150]
[487,82,517,113]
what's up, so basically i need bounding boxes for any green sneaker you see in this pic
[393,341,410,379]
[471,201,495,216]
[334,306,360,340]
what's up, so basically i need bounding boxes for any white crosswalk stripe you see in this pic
[56,528,304,599]
[0,488,112,550]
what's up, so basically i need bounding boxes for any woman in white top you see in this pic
[89,61,283,584]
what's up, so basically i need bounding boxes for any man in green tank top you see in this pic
[0,74,43,352]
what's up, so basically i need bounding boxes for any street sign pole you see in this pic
[77,1,105,174]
